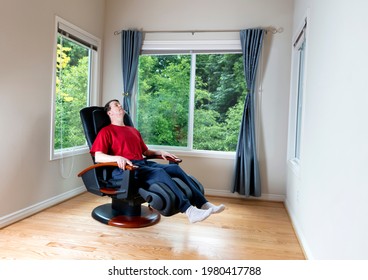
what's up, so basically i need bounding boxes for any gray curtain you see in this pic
[121,30,142,115]
[232,29,265,197]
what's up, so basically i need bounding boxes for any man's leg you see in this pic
[149,162,225,214]
[134,162,213,223]
[135,164,191,212]
[147,162,207,207]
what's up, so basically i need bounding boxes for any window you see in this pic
[50,17,100,160]
[294,39,306,159]
[136,52,246,152]
[288,20,307,166]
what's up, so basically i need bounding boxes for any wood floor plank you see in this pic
[0,192,305,260]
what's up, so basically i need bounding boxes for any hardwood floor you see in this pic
[0,192,305,260]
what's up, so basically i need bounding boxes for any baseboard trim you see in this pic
[0,186,86,229]
[284,199,311,260]
[205,189,285,202]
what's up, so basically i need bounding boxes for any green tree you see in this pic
[54,36,89,150]
[193,54,246,151]
[137,53,247,152]
[138,55,191,146]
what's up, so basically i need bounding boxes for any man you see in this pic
[90,99,225,223]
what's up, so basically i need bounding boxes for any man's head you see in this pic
[104,99,120,113]
[104,99,125,123]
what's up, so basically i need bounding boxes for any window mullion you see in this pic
[188,53,196,150]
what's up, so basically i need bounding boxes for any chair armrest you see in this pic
[78,162,138,199]
[77,162,138,177]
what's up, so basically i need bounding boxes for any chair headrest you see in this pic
[80,106,134,148]
[92,109,110,136]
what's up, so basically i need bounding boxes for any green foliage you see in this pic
[54,36,89,150]
[53,42,248,153]
[137,55,191,146]
[193,54,246,151]
[137,53,247,151]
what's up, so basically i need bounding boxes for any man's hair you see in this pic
[104,99,120,112]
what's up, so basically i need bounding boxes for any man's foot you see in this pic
[185,206,213,223]
[201,202,225,214]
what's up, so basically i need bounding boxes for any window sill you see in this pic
[148,145,236,160]
[51,145,89,161]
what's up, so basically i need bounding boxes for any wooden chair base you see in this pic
[92,203,161,228]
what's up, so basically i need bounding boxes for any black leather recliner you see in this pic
[78,106,204,228]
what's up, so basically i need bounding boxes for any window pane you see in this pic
[137,55,191,147]
[193,54,246,151]
[54,35,90,151]
[137,53,246,152]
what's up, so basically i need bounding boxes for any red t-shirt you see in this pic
[90,124,148,160]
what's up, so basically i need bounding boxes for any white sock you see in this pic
[185,206,212,223]
[201,202,225,214]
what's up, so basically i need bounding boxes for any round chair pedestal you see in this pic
[92,203,161,228]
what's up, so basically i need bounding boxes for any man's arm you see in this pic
[143,149,180,161]
[95,151,133,170]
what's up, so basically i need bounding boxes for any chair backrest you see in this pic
[80,106,134,149]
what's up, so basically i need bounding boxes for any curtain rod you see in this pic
[114,27,283,36]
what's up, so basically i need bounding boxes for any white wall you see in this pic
[0,0,105,227]
[286,0,368,259]
[102,0,294,199]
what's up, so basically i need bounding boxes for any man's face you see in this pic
[108,101,124,118]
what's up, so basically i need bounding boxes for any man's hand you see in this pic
[143,149,181,162]
[115,156,133,170]
[95,152,134,170]
[160,151,179,161]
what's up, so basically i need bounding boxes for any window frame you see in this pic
[133,50,242,155]
[287,17,308,173]
[136,48,245,155]
[50,16,101,160]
